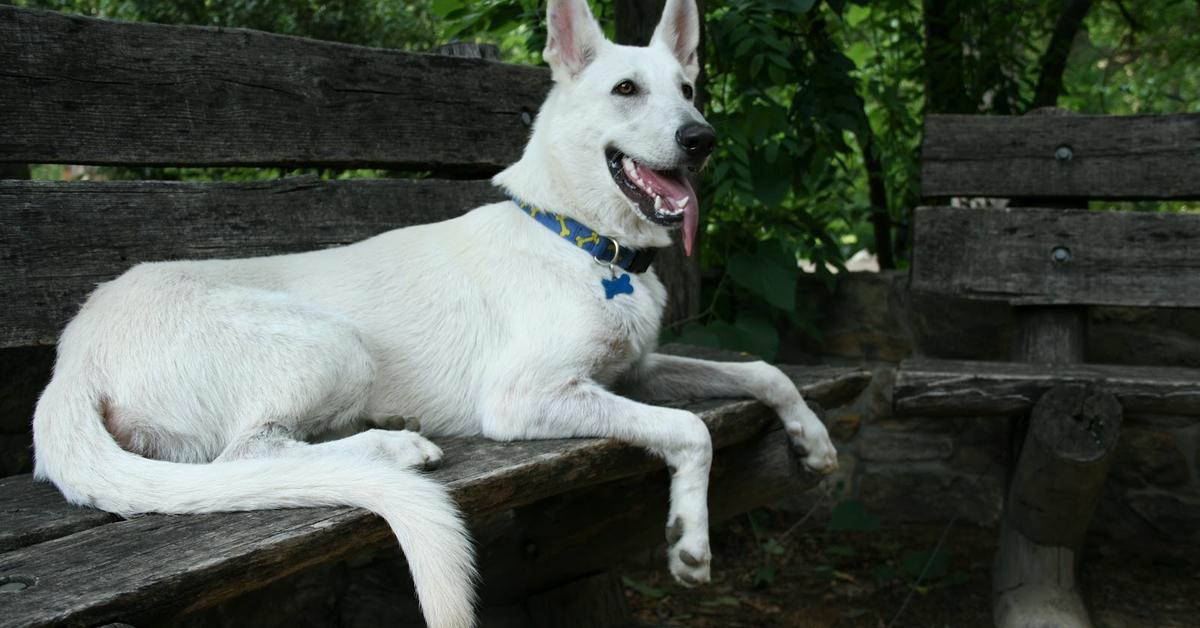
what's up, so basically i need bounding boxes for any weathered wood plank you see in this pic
[0,363,864,556]
[921,113,1200,199]
[910,206,1200,307]
[894,358,1200,418]
[0,362,868,628]
[0,367,865,628]
[0,177,505,347]
[0,475,117,552]
[0,6,549,170]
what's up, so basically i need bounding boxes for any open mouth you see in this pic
[605,147,699,255]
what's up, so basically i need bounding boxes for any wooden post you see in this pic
[991,104,1121,628]
[1010,307,1086,366]
[993,384,1122,628]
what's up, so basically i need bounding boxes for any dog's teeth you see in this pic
[654,195,663,211]
[623,158,639,181]
[675,196,689,208]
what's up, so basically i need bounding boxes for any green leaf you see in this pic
[621,575,668,598]
[752,566,778,588]
[733,312,779,361]
[700,595,741,607]
[750,149,793,209]
[871,564,896,584]
[761,537,787,556]
[827,544,858,557]
[726,253,796,311]
[826,500,880,532]
[671,322,722,349]
[900,549,950,582]
[431,0,463,18]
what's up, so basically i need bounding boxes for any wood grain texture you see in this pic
[0,367,868,628]
[921,113,1200,199]
[910,206,1200,307]
[0,6,549,170]
[1007,385,1122,549]
[0,177,505,347]
[894,358,1200,418]
[0,475,117,552]
[1010,306,1086,365]
[992,384,1121,628]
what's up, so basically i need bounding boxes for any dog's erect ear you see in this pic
[650,0,701,81]
[544,0,606,82]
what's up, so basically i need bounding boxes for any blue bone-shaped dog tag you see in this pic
[602,273,634,299]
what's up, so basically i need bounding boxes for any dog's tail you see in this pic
[32,371,477,628]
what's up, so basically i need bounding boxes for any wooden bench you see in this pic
[0,7,868,626]
[896,109,1200,627]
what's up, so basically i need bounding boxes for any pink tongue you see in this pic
[636,165,700,256]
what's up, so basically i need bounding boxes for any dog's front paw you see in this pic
[786,403,838,475]
[791,430,838,475]
[665,516,711,587]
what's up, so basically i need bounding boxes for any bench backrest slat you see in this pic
[914,112,1200,307]
[921,113,1200,200]
[0,178,503,347]
[0,7,550,172]
[911,206,1200,308]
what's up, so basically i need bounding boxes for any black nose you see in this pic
[675,123,716,158]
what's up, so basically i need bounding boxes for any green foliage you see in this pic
[1061,0,1200,115]
[826,499,881,532]
[620,574,668,598]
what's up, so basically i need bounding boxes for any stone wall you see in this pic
[778,271,1200,546]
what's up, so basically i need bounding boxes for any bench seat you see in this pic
[894,357,1200,418]
[0,354,868,627]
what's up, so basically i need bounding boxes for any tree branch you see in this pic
[922,0,973,114]
[1030,0,1095,110]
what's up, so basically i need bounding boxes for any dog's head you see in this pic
[500,0,714,254]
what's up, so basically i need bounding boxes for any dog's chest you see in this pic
[585,270,666,382]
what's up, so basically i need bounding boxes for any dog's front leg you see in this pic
[620,353,838,473]
[482,376,713,585]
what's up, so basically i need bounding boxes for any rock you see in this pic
[856,467,1004,526]
[1090,306,1200,368]
[857,427,954,463]
[828,412,861,441]
[785,271,913,362]
[1124,492,1200,543]
[1112,428,1191,488]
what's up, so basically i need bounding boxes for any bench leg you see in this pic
[992,384,1122,628]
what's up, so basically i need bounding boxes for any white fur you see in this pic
[32,1,836,626]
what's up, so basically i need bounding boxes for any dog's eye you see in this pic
[682,84,694,100]
[613,80,637,96]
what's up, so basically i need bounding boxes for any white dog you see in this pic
[31,1,837,626]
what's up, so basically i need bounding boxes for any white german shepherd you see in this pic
[31,0,837,626]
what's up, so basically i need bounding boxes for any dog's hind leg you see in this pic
[481,376,713,586]
[618,353,838,473]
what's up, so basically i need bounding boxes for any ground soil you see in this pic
[620,509,1199,628]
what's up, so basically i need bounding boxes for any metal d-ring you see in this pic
[594,238,620,277]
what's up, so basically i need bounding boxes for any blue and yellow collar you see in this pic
[508,194,657,274]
